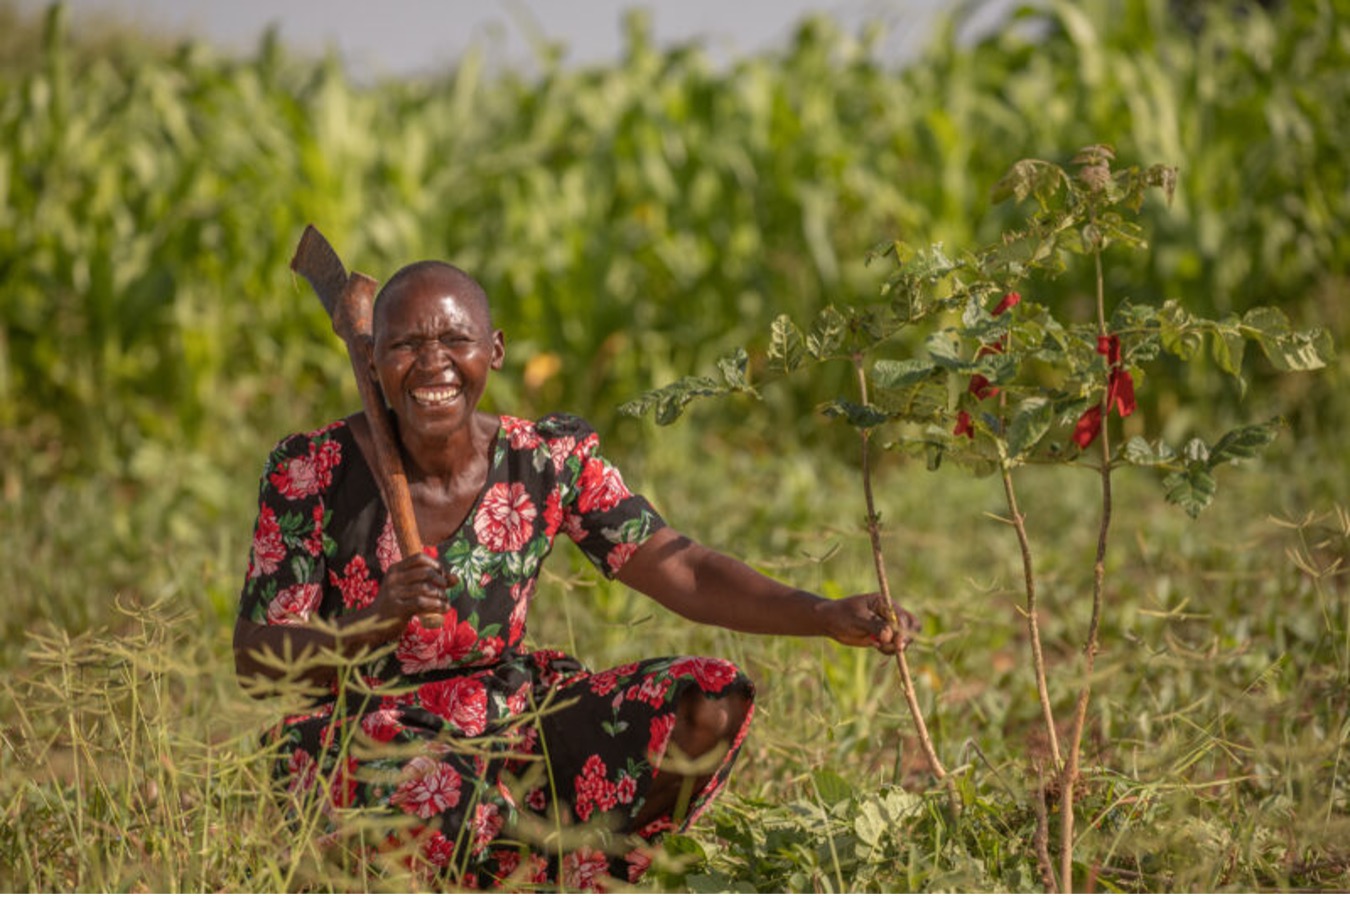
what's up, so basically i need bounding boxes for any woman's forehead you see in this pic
[375,268,493,333]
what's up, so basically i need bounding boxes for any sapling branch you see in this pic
[1058,232,1114,893]
[851,352,948,785]
[999,461,1061,772]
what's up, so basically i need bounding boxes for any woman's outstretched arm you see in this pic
[615,527,916,653]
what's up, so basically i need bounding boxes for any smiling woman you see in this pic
[231,260,916,889]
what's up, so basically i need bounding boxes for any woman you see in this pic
[234,260,915,889]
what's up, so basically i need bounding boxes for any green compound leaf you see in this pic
[1241,306,1334,372]
[1164,464,1218,519]
[872,358,937,389]
[767,315,806,374]
[1209,419,1282,467]
[822,399,890,430]
[619,375,726,425]
[1122,436,1176,466]
[806,306,846,360]
[1158,299,1203,361]
[1007,396,1054,459]
[717,347,754,392]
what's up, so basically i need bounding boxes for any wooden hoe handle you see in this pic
[290,225,423,560]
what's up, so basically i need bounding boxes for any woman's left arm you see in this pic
[616,527,917,654]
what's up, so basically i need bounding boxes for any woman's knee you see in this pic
[673,690,751,759]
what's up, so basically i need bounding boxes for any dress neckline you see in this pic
[340,413,505,550]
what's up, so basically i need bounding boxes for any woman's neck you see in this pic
[398,411,498,484]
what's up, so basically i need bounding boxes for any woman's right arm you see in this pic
[233,552,452,694]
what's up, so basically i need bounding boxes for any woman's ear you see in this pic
[490,329,506,371]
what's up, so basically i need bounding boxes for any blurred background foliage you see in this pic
[1,0,1348,889]
[2,0,1347,640]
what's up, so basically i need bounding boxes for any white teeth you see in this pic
[411,386,461,405]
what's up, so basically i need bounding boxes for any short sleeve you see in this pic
[237,425,344,626]
[540,414,666,579]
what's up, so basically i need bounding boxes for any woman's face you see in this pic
[370,269,504,443]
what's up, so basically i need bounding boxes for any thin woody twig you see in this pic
[1032,760,1059,894]
[853,355,949,788]
[1059,236,1113,893]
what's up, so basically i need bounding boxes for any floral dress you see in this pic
[238,412,755,890]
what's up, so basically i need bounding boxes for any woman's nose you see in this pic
[414,340,450,368]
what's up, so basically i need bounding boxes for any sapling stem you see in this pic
[999,463,1061,770]
[1058,237,1114,893]
[852,353,948,785]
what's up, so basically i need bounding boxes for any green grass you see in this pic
[2,418,1346,891]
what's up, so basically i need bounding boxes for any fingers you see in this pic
[860,594,919,654]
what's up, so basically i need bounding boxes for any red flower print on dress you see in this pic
[391,756,463,819]
[542,489,564,538]
[547,435,577,474]
[361,708,403,742]
[396,610,479,674]
[508,578,534,643]
[561,510,588,543]
[473,483,537,553]
[606,542,638,573]
[418,676,489,736]
[503,415,542,450]
[670,657,740,693]
[505,682,531,715]
[615,772,638,805]
[330,555,379,610]
[376,515,400,572]
[577,456,630,514]
[270,438,341,500]
[267,582,321,625]
[626,675,671,709]
[647,713,676,769]
[471,802,504,852]
[249,504,286,578]
[492,849,549,885]
[526,786,547,812]
[588,669,621,697]
[626,846,654,881]
[287,747,318,796]
[563,847,610,891]
[419,829,456,867]
[329,756,359,809]
[302,503,326,557]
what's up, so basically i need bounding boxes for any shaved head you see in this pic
[373,261,493,335]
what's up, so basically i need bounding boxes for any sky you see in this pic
[23,0,1018,78]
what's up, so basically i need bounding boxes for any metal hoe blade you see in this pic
[289,224,348,320]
